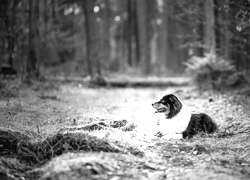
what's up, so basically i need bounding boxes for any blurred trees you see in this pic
[0,0,250,79]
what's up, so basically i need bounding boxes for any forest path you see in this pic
[0,81,250,180]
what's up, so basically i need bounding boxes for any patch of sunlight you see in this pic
[156,0,164,12]
[93,6,100,13]
[114,16,121,22]
[236,25,242,32]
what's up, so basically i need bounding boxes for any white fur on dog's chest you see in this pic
[156,104,191,134]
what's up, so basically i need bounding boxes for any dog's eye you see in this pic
[160,99,165,103]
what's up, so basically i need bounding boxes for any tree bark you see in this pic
[136,0,150,75]
[102,0,111,72]
[27,0,39,79]
[157,0,168,75]
[204,0,216,54]
[82,0,93,77]
[7,0,18,68]
[81,0,101,78]
[127,0,135,67]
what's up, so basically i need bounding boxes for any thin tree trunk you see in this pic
[127,0,133,66]
[166,2,176,73]
[136,0,150,74]
[102,0,111,72]
[0,1,9,66]
[157,0,168,75]
[82,0,101,78]
[82,0,93,77]
[130,0,139,67]
[27,0,39,79]
[7,0,18,68]
[223,5,230,60]
[204,0,216,54]
[43,0,48,32]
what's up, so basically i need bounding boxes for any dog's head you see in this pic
[152,94,182,118]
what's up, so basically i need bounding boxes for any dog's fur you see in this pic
[152,94,218,138]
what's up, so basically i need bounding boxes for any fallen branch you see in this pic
[91,77,191,88]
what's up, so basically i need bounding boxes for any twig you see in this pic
[37,125,40,134]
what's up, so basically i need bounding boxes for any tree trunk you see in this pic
[167,2,177,73]
[221,1,230,60]
[82,0,93,77]
[7,0,18,68]
[157,0,168,75]
[204,0,216,54]
[136,0,150,75]
[81,0,101,78]
[127,0,136,67]
[27,0,39,79]
[102,0,111,72]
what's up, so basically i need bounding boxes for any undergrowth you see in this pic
[0,79,20,98]
[184,53,248,89]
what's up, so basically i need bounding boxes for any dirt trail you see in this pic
[0,82,250,180]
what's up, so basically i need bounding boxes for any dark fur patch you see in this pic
[182,113,218,138]
[161,94,182,118]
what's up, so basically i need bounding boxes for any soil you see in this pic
[0,79,250,180]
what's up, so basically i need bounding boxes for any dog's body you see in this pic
[152,94,218,139]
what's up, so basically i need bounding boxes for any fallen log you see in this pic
[91,77,191,88]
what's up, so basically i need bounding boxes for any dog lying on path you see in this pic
[152,94,218,139]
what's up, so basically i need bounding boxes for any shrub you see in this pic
[184,53,246,89]
[0,79,20,98]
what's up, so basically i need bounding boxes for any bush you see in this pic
[0,79,20,98]
[184,53,246,89]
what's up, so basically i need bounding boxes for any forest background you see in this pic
[1,1,250,179]
[1,0,250,82]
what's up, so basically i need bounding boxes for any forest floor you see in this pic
[0,78,250,180]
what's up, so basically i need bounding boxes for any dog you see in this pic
[152,94,218,139]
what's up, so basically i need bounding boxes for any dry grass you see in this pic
[0,127,143,164]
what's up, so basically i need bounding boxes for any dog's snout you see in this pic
[152,102,159,109]
[152,102,157,107]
